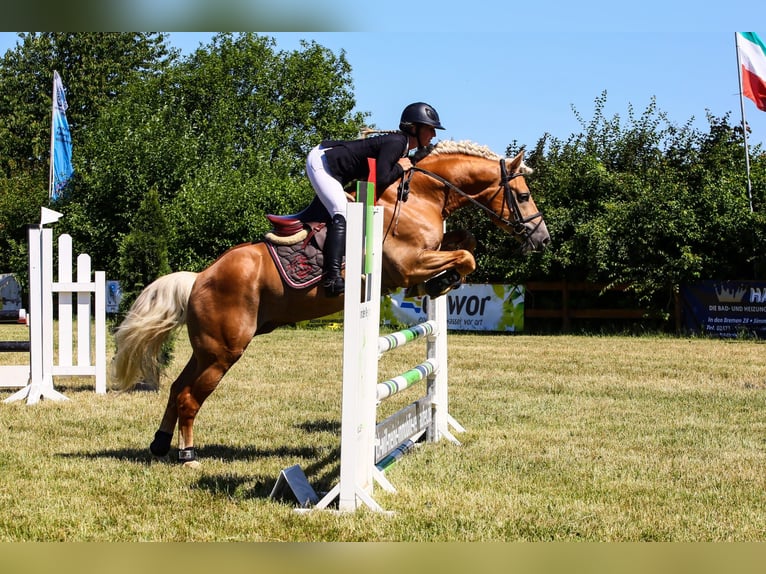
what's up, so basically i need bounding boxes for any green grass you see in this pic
[1,324,766,541]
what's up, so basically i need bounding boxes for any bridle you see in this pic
[403,158,543,240]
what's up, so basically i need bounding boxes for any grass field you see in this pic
[1,323,766,541]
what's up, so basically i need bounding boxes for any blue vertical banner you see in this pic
[50,70,73,200]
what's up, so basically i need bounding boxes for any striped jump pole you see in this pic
[376,359,438,401]
[378,320,437,354]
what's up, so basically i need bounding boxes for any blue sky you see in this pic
[2,23,766,156]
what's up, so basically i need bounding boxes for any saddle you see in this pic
[264,197,337,289]
[264,194,460,297]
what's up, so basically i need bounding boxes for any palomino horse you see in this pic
[112,140,550,465]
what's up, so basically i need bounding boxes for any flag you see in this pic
[737,32,766,112]
[50,70,73,200]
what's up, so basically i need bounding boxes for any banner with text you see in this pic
[382,283,525,332]
[682,280,766,338]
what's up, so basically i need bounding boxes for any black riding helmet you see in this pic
[399,102,445,135]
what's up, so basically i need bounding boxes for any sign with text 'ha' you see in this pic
[682,280,766,338]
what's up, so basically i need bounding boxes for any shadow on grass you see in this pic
[295,418,340,434]
[192,446,341,501]
[58,417,343,501]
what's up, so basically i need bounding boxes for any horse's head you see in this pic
[412,141,550,253]
[495,150,550,253]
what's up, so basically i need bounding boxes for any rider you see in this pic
[306,101,445,297]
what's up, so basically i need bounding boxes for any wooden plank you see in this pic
[569,309,647,319]
[525,308,647,319]
[525,281,631,292]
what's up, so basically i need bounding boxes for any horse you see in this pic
[112,140,550,466]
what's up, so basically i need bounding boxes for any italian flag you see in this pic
[738,32,766,111]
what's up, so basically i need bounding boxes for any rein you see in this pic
[404,159,543,238]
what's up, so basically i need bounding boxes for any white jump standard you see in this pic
[313,178,465,513]
[2,207,106,404]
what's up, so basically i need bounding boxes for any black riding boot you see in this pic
[322,214,346,297]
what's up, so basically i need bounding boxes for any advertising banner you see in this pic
[682,280,766,338]
[0,274,22,310]
[106,280,123,314]
[382,283,525,332]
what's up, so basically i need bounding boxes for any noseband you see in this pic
[406,158,543,240]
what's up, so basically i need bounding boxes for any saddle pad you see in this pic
[265,240,324,289]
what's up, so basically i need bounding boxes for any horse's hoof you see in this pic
[425,269,461,298]
[178,446,199,468]
[404,284,427,298]
[150,430,173,457]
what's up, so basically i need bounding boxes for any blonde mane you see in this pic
[426,140,502,160]
[413,140,533,174]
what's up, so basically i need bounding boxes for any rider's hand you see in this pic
[398,158,413,171]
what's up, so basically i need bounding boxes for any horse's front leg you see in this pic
[404,248,477,298]
[400,230,478,297]
[440,229,477,254]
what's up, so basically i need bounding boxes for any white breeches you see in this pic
[306,144,347,218]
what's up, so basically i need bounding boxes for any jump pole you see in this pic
[0,310,30,387]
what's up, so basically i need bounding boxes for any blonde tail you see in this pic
[111,271,198,391]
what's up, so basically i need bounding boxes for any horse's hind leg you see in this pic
[149,356,234,468]
[149,356,197,458]
[174,360,233,467]
[151,244,264,466]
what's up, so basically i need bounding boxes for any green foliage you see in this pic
[2,35,764,333]
[455,91,766,324]
[0,32,173,180]
[0,32,173,279]
[19,32,365,276]
[117,187,171,313]
[0,169,48,293]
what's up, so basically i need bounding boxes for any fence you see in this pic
[2,210,106,404]
[524,281,650,331]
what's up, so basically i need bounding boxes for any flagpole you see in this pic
[735,33,754,212]
[48,71,56,201]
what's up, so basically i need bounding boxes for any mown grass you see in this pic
[1,324,766,541]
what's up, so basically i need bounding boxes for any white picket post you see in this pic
[3,212,107,404]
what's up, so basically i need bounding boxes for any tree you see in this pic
[0,32,174,279]
[117,187,171,314]
[0,33,173,177]
[61,32,366,274]
[453,92,766,326]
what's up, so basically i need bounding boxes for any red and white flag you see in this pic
[737,32,766,112]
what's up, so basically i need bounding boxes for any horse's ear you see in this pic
[506,150,533,175]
